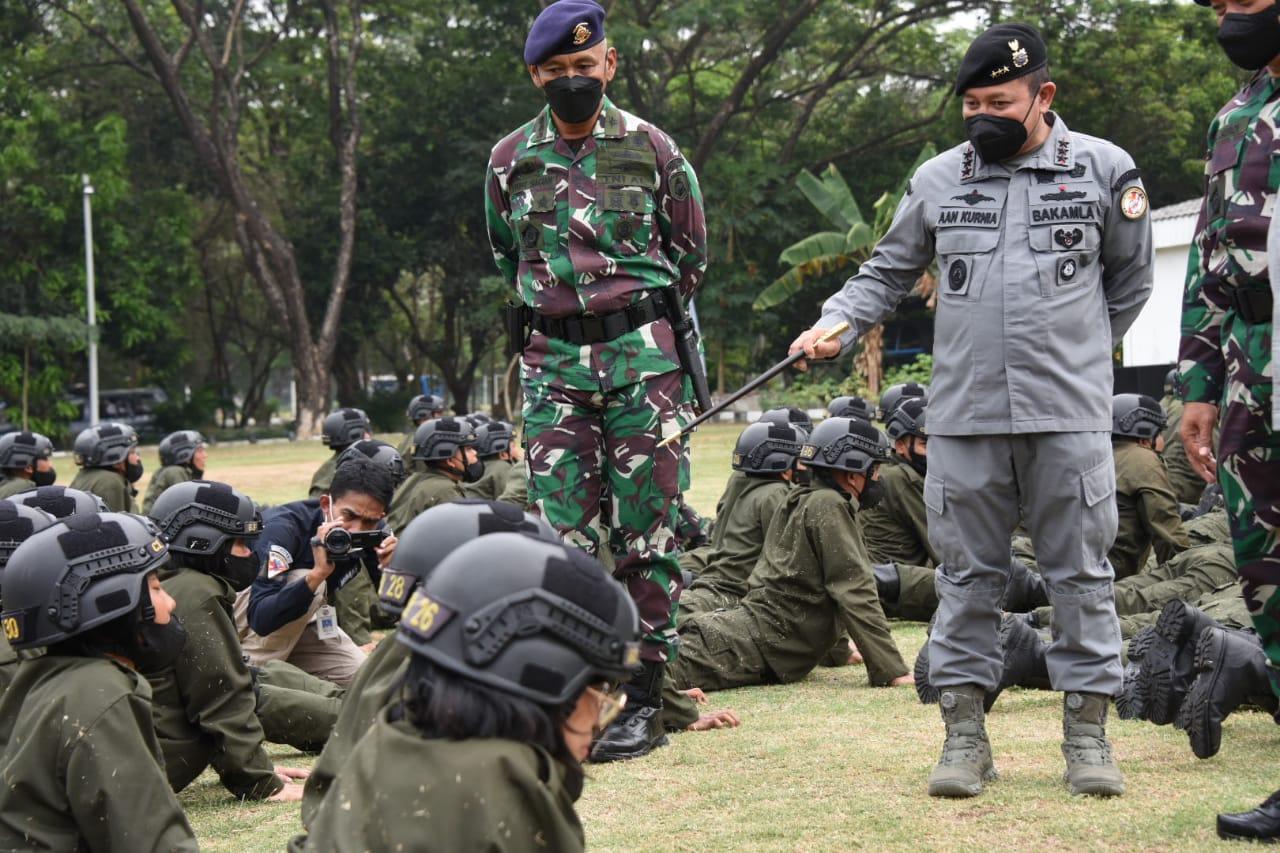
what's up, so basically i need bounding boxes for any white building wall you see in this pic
[1121,209,1200,367]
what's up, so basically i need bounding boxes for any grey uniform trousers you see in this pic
[925,432,1123,695]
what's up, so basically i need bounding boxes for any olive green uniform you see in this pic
[386,467,465,532]
[141,464,195,516]
[858,460,937,568]
[253,658,345,752]
[292,711,585,853]
[69,466,135,512]
[1110,440,1191,579]
[1159,395,1208,505]
[394,431,426,474]
[0,477,34,500]
[334,570,375,647]
[462,456,515,501]
[1119,582,1251,641]
[677,476,790,622]
[497,463,532,510]
[149,567,284,798]
[0,655,197,851]
[301,637,410,828]
[0,635,16,701]
[308,453,339,499]
[668,484,909,692]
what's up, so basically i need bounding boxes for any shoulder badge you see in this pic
[266,545,292,579]
[1120,186,1148,220]
[667,158,691,202]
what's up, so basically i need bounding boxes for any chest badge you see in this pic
[1059,257,1078,282]
[1041,186,1087,201]
[952,190,995,206]
[948,259,968,292]
[1054,227,1084,249]
[1120,186,1148,220]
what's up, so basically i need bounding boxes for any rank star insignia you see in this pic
[1009,39,1029,68]
[1121,186,1148,220]
[572,22,591,45]
[991,65,1010,78]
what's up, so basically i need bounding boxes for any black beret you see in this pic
[954,23,1048,95]
[524,0,606,66]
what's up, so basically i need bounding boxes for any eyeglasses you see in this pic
[586,682,627,733]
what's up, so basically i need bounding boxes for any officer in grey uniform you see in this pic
[790,24,1152,798]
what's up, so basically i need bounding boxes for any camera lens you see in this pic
[324,527,353,556]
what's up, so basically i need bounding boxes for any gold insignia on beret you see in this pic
[1009,39,1029,68]
[991,65,1010,78]
[572,22,591,45]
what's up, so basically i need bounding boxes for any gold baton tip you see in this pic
[657,432,683,448]
[818,321,850,343]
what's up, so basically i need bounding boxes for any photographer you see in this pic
[236,458,397,687]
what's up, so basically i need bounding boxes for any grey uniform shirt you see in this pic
[818,113,1153,435]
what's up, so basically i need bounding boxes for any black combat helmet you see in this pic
[0,512,170,650]
[396,533,640,705]
[732,422,805,475]
[885,397,928,441]
[73,422,138,468]
[1112,394,1167,441]
[158,430,207,468]
[878,382,930,421]
[1164,368,1179,396]
[0,431,53,472]
[800,416,892,474]
[338,439,408,487]
[0,501,56,576]
[406,393,447,424]
[320,408,371,451]
[10,485,108,518]
[828,396,876,422]
[150,481,263,591]
[412,417,478,462]
[377,499,558,618]
[757,407,813,435]
[473,421,515,458]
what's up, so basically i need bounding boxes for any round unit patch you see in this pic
[948,259,968,292]
[1059,257,1078,282]
[1120,187,1148,220]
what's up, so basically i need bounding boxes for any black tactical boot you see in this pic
[1002,559,1050,612]
[1218,790,1280,842]
[590,660,669,762]
[1180,626,1277,760]
[928,684,997,798]
[1062,692,1124,797]
[1135,599,1218,725]
[914,613,939,705]
[1115,628,1158,720]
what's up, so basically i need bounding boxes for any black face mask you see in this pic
[1217,7,1280,70]
[125,460,144,483]
[32,468,56,487]
[132,616,187,673]
[544,75,604,124]
[964,98,1037,164]
[219,552,260,593]
[464,459,486,483]
[857,480,886,511]
[793,466,813,487]
[905,447,928,479]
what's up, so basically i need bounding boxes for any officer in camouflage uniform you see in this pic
[1109,394,1190,579]
[385,418,473,532]
[677,421,800,622]
[308,408,371,499]
[485,0,707,759]
[395,394,446,474]
[141,429,207,516]
[0,431,55,499]
[69,422,143,512]
[1160,368,1208,504]
[1175,0,1280,840]
[793,25,1152,798]
[461,420,521,501]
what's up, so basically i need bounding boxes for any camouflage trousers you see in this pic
[1216,318,1280,699]
[523,369,693,662]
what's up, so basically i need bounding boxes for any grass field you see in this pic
[49,425,1280,850]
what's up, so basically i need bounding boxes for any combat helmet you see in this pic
[158,430,207,468]
[10,485,108,518]
[338,439,408,487]
[396,533,640,705]
[73,422,138,468]
[732,422,805,475]
[377,499,558,618]
[828,396,876,422]
[321,408,371,451]
[878,382,930,421]
[474,421,515,458]
[800,416,891,474]
[0,512,169,650]
[406,393,447,424]
[0,501,56,577]
[1112,394,1166,441]
[150,481,262,559]
[885,397,928,441]
[757,407,813,435]
[412,417,478,462]
[0,431,53,472]
[1164,368,1180,396]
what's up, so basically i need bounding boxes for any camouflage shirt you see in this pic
[485,98,707,391]
[1179,71,1280,404]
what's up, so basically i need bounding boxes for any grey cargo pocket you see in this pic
[924,475,945,515]
[1080,456,1119,566]
[935,229,1000,300]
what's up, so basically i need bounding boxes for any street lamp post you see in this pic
[82,174,99,427]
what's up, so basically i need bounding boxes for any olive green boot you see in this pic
[1061,692,1124,797]
[928,684,997,798]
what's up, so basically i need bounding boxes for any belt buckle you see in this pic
[580,314,605,343]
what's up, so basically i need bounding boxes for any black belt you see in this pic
[1228,285,1273,326]
[531,291,670,345]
